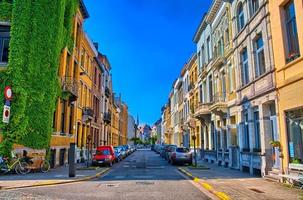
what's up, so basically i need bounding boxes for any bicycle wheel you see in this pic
[40,160,50,173]
[17,162,30,175]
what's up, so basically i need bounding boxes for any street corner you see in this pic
[0,167,111,191]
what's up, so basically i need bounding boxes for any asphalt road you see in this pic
[0,150,211,200]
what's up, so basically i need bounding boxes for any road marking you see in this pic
[178,167,231,200]
[113,176,126,179]
[132,175,154,179]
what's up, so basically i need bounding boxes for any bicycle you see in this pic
[23,156,50,173]
[0,156,30,175]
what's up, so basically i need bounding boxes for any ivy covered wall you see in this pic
[0,0,78,156]
[0,0,13,21]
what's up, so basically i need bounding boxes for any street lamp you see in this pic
[188,118,197,167]
[86,134,92,167]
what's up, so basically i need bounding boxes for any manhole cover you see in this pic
[136,181,155,185]
[98,183,119,187]
[106,184,118,187]
[249,188,264,193]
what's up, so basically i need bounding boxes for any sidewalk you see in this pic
[181,160,302,200]
[0,163,109,190]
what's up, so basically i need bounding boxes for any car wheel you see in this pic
[171,160,175,165]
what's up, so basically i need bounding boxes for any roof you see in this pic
[79,0,89,19]
[192,13,208,43]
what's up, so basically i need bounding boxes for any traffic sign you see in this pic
[2,105,10,124]
[4,86,12,100]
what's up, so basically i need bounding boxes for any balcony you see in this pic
[82,107,94,122]
[105,86,111,98]
[194,102,212,120]
[104,112,111,124]
[188,83,194,95]
[209,92,228,116]
[61,76,79,101]
[212,55,226,69]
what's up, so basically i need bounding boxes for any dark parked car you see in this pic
[114,147,123,162]
[168,147,192,165]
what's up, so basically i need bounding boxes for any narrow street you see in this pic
[0,150,211,200]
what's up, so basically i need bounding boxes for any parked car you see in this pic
[119,146,127,158]
[168,147,192,165]
[155,144,162,154]
[164,145,177,160]
[160,145,168,158]
[92,146,116,167]
[114,147,123,162]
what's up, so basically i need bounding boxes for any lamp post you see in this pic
[191,134,197,167]
[188,117,197,167]
[86,134,92,168]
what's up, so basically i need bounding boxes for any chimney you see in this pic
[93,42,99,50]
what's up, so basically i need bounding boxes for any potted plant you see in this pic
[269,140,281,148]
[292,158,301,164]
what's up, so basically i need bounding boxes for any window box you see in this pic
[286,52,300,63]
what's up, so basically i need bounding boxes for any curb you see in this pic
[0,168,110,191]
[178,167,231,200]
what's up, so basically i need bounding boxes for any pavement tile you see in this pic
[184,160,302,200]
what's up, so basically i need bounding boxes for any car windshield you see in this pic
[176,148,190,153]
[96,150,110,155]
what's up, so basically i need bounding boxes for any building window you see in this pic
[243,110,250,151]
[253,108,261,151]
[225,28,229,45]
[208,75,213,102]
[241,48,249,85]
[207,37,211,61]
[201,45,205,67]
[0,26,10,65]
[250,0,259,16]
[228,64,234,92]
[254,35,265,77]
[220,37,224,56]
[286,108,303,164]
[284,0,300,63]
[237,3,245,32]
[199,85,203,103]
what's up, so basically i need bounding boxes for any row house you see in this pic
[160,0,303,181]
[114,96,128,145]
[192,0,277,176]
[269,0,303,179]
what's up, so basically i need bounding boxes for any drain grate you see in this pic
[98,183,119,188]
[136,181,155,185]
[249,188,264,193]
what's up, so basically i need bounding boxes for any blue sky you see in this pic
[84,0,212,125]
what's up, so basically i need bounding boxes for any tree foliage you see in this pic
[0,0,78,157]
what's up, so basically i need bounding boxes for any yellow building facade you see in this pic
[51,2,89,167]
[111,102,120,146]
[269,0,303,174]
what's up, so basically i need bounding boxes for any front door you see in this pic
[270,116,280,169]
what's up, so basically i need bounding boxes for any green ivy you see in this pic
[0,0,78,157]
[0,0,12,21]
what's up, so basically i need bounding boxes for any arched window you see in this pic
[237,2,245,32]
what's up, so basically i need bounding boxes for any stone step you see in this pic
[264,174,280,183]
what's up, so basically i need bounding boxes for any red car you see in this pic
[92,146,116,167]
